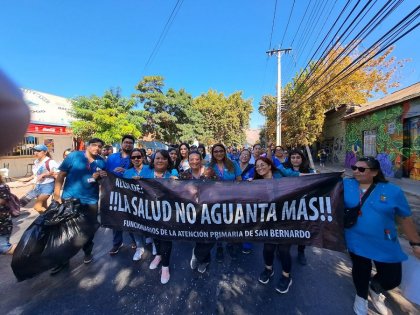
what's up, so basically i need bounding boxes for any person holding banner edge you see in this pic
[180,150,217,273]
[254,157,296,294]
[123,148,157,261]
[107,135,137,256]
[209,143,242,262]
[345,157,420,315]
[140,149,178,284]
[51,138,107,274]
[283,149,316,266]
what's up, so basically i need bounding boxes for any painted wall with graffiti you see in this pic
[345,99,420,180]
[345,106,404,177]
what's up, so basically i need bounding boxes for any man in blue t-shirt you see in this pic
[106,135,136,256]
[51,138,107,274]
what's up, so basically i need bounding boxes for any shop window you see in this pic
[363,130,377,157]
[4,136,39,156]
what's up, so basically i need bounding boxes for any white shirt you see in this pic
[32,157,59,185]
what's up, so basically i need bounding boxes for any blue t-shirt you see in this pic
[59,151,106,204]
[106,152,131,177]
[212,160,242,181]
[344,178,411,263]
[139,165,178,179]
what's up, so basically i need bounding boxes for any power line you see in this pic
[143,0,184,72]
[294,5,420,107]
[280,0,296,47]
[268,0,278,50]
[292,0,402,102]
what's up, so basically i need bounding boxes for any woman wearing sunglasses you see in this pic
[139,149,178,284]
[346,157,420,315]
[123,148,154,262]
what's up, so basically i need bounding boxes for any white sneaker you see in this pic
[190,248,198,270]
[132,247,144,261]
[149,255,161,270]
[152,242,157,256]
[369,287,388,315]
[161,266,170,284]
[353,295,368,315]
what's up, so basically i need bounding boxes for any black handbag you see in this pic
[344,183,376,228]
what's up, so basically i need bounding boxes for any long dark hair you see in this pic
[178,142,190,160]
[168,147,180,169]
[253,157,277,180]
[198,143,206,159]
[128,148,144,168]
[358,156,388,183]
[209,143,235,173]
[149,149,174,171]
[283,149,311,173]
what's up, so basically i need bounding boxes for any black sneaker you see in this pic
[50,262,69,275]
[109,243,123,256]
[216,246,224,263]
[197,262,209,274]
[84,253,93,264]
[276,275,292,294]
[258,268,274,284]
[297,252,307,265]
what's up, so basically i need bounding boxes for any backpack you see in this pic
[44,159,58,179]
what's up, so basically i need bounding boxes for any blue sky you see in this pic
[1,1,418,129]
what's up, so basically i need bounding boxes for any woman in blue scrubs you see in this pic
[346,157,420,315]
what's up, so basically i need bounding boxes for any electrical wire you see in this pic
[280,0,295,47]
[143,0,184,72]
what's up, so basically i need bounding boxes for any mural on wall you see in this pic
[345,106,403,177]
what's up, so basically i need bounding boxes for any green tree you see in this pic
[193,90,253,145]
[134,76,203,144]
[70,88,144,144]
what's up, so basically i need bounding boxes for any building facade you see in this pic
[342,83,420,180]
[0,89,74,178]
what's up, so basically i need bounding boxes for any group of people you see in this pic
[1,134,419,315]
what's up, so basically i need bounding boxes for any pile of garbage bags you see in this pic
[11,199,98,281]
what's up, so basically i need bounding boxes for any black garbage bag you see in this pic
[11,199,98,281]
[42,200,98,263]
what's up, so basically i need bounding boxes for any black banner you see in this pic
[100,173,346,252]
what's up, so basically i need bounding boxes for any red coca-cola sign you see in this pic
[27,123,71,135]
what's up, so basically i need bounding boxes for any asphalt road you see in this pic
[0,184,419,315]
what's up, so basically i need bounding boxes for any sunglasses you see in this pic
[351,165,372,172]
[131,156,143,160]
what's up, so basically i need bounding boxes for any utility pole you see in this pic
[266,48,291,146]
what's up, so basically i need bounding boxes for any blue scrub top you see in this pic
[106,152,131,177]
[59,151,106,204]
[139,165,178,178]
[344,178,411,263]
[241,164,255,180]
[212,160,242,181]
[123,167,142,179]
